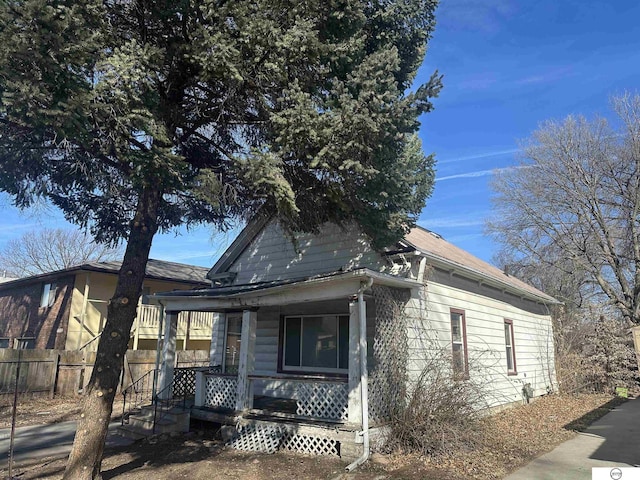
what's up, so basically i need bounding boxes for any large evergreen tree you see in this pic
[0,1,441,478]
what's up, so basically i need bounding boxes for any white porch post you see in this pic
[132,301,142,350]
[158,311,178,400]
[209,312,223,367]
[348,298,363,425]
[235,309,257,411]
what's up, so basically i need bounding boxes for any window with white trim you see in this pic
[450,309,468,378]
[504,319,517,375]
[282,315,349,373]
[40,282,57,308]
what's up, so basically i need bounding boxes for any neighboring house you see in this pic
[149,216,558,461]
[0,259,213,351]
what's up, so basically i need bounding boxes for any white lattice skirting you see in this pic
[228,423,340,456]
[294,382,348,421]
[204,375,238,410]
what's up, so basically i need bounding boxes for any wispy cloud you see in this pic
[420,217,485,229]
[438,0,518,33]
[0,223,38,233]
[446,232,486,243]
[436,168,495,182]
[515,66,574,86]
[436,165,531,182]
[439,148,518,165]
[458,72,499,91]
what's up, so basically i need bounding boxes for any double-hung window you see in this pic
[504,319,517,375]
[450,308,469,378]
[281,315,349,373]
[40,283,57,308]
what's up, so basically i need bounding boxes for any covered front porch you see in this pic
[153,269,416,459]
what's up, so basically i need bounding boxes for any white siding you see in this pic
[229,221,386,284]
[232,300,375,398]
[405,280,556,409]
[209,313,225,367]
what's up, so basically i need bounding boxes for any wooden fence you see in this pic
[0,349,210,399]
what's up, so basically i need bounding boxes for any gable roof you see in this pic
[208,214,270,279]
[209,217,558,305]
[403,226,558,304]
[0,259,209,290]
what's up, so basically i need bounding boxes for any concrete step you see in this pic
[124,404,191,434]
[140,404,190,419]
[128,413,189,434]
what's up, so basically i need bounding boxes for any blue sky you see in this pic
[1,0,640,269]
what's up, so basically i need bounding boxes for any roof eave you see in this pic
[154,268,420,302]
[0,263,209,290]
[208,214,271,278]
[417,252,560,305]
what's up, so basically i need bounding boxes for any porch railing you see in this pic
[198,372,348,422]
[291,378,348,421]
[151,367,198,432]
[133,306,216,338]
[121,367,198,428]
[122,368,157,425]
[202,373,238,410]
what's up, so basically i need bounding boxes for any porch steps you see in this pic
[117,404,191,439]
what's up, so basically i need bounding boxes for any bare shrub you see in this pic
[582,317,638,391]
[384,347,488,457]
[555,315,638,394]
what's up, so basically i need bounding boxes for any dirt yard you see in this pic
[0,395,124,429]
[0,393,625,480]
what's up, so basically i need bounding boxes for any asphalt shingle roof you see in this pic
[404,226,557,304]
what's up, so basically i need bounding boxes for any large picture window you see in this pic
[281,315,349,373]
[450,308,469,378]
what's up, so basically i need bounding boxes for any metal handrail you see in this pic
[151,367,197,433]
[121,368,157,425]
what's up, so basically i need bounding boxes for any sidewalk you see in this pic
[505,398,640,480]
[0,420,134,466]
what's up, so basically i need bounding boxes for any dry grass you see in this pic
[0,394,124,429]
[0,393,625,480]
[384,393,625,479]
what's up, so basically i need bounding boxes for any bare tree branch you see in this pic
[488,92,640,324]
[0,228,123,278]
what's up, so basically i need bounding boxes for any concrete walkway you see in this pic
[0,420,134,466]
[505,397,640,479]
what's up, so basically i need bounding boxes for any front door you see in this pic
[223,313,242,374]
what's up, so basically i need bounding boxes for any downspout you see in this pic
[346,276,374,472]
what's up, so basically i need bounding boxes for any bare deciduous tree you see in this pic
[0,228,122,278]
[488,93,640,325]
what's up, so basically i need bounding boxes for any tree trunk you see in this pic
[64,187,161,480]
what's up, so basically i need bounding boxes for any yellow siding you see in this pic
[65,271,212,351]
